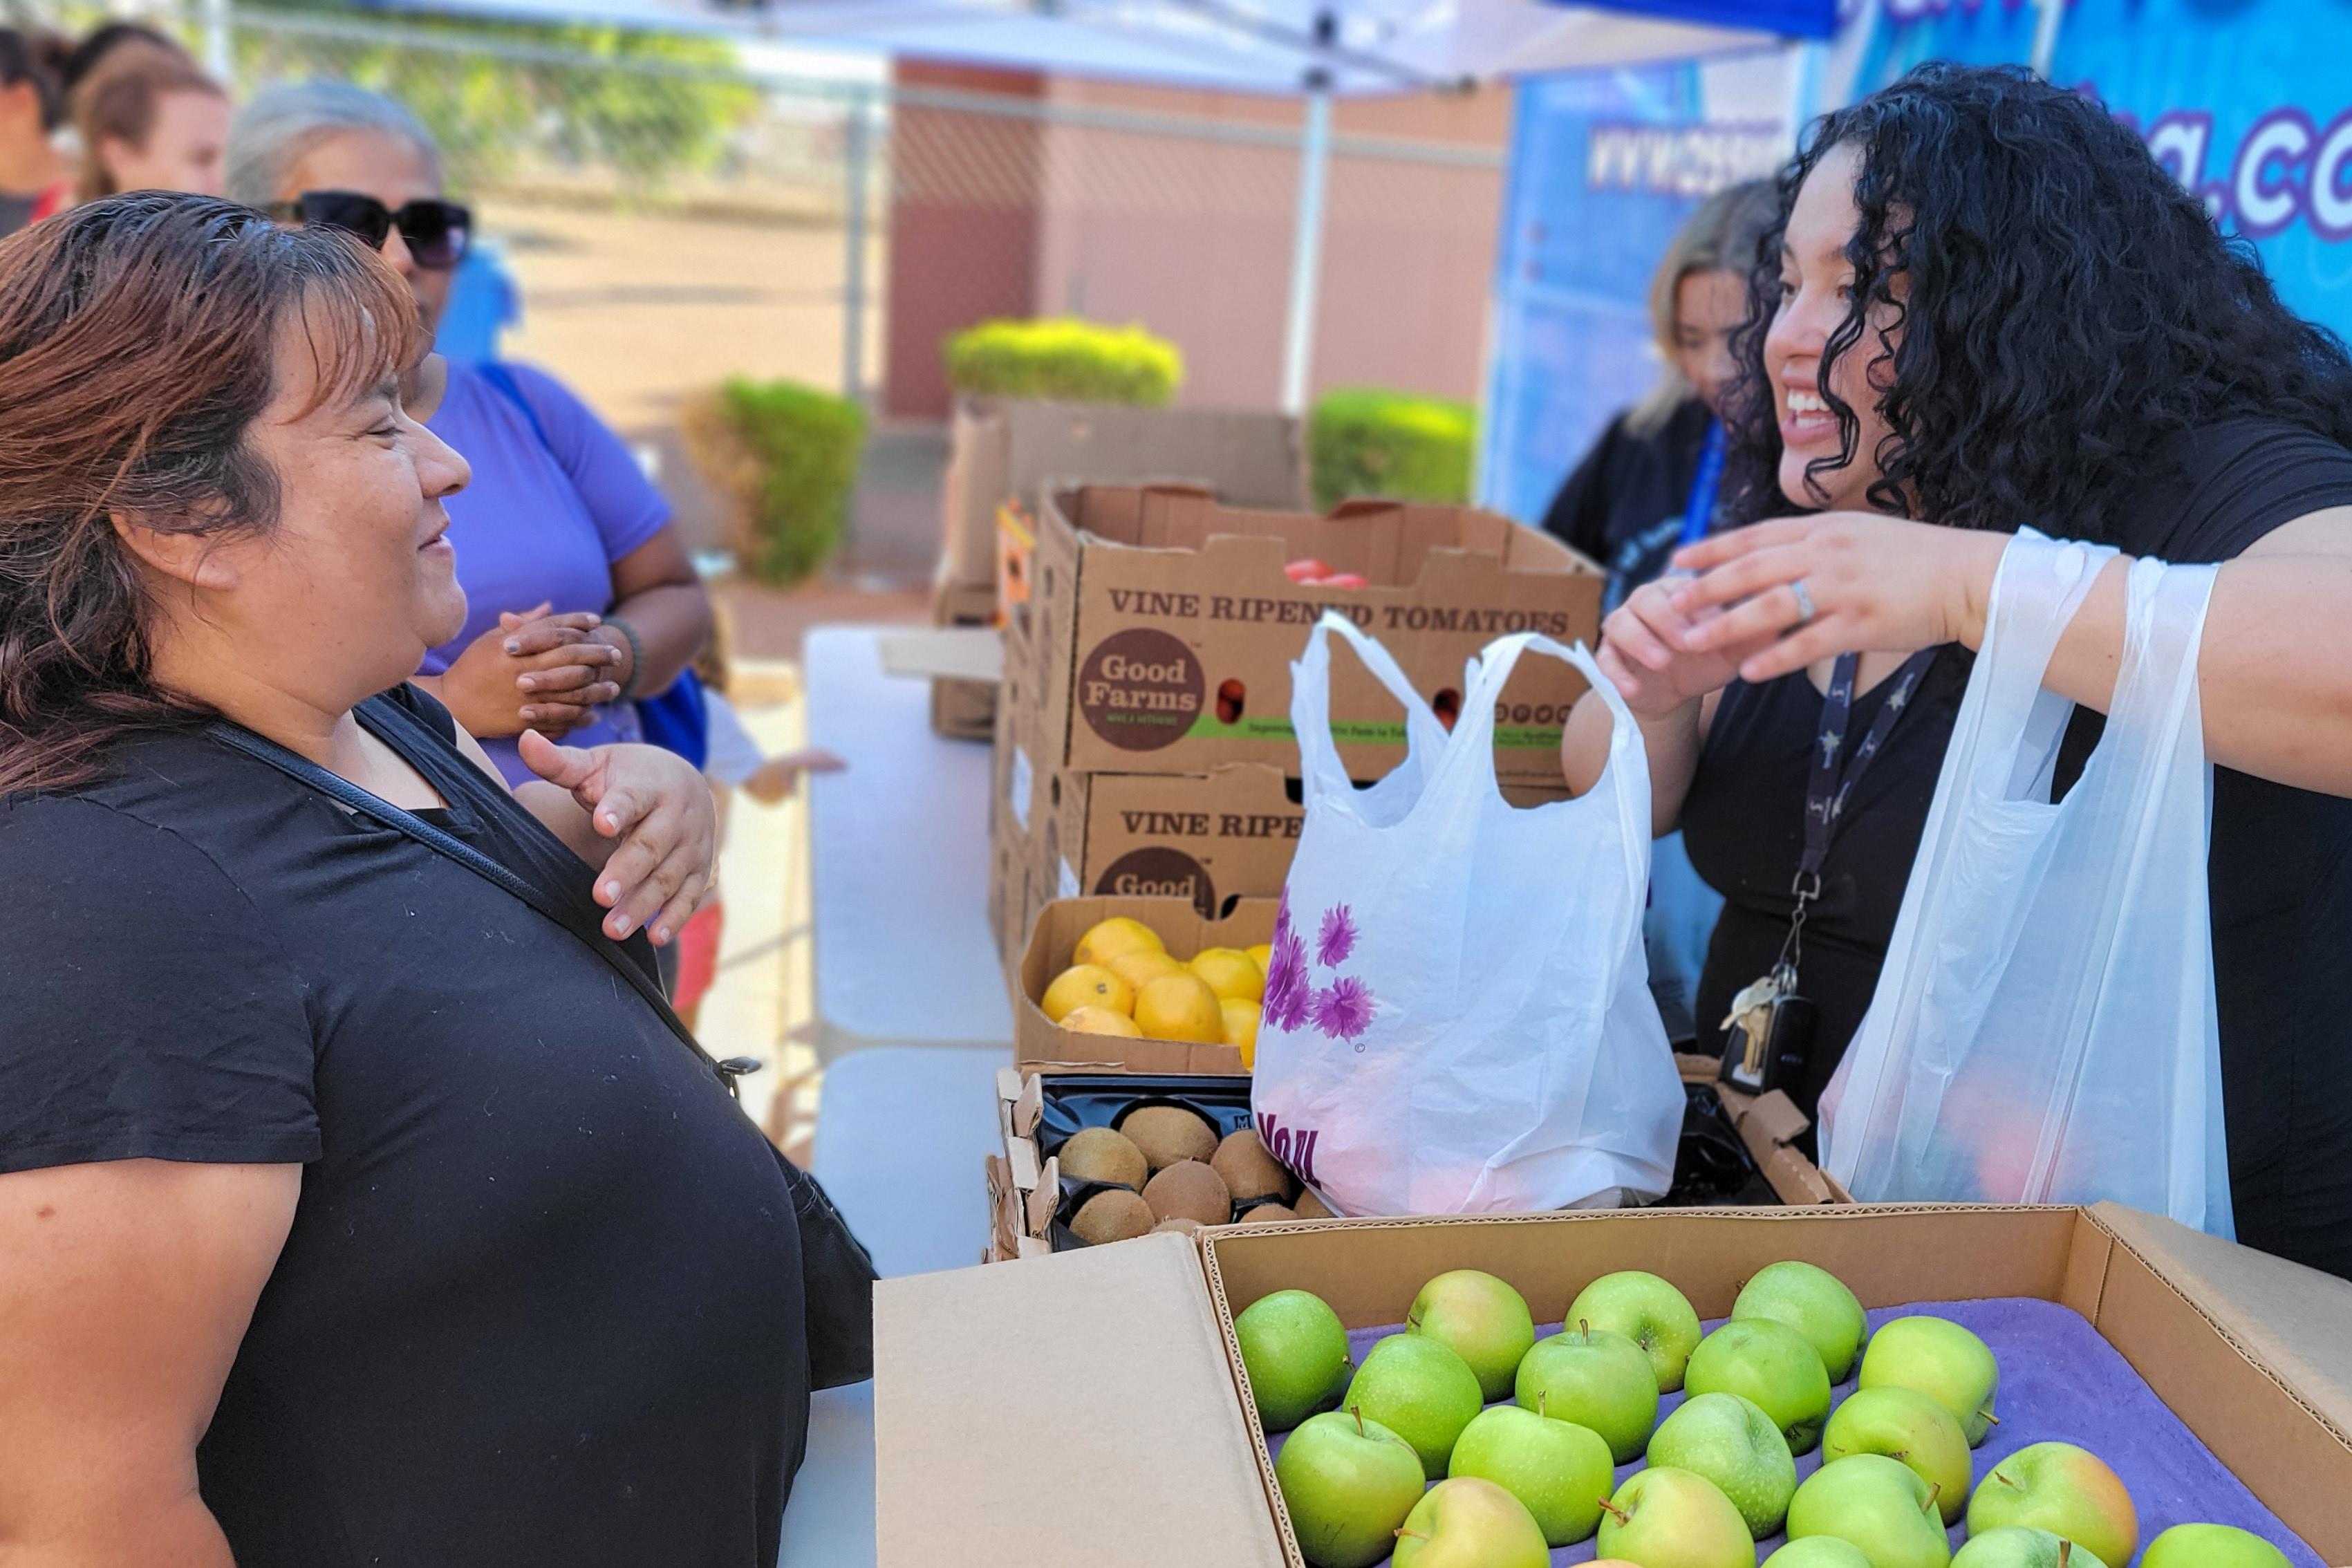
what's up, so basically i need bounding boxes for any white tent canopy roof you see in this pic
[352,0,1805,93]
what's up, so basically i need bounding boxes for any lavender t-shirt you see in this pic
[421,361,669,783]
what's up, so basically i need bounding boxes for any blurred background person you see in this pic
[228,82,714,790]
[72,54,230,202]
[0,28,66,237]
[1542,179,1778,610]
[1542,179,1776,1045]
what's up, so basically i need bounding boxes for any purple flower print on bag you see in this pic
[1269,893,1377,1049]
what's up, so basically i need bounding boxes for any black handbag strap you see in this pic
[205,719,760,1096]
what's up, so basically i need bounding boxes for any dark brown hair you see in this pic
[75,57,226,203]
[0,27,69,132]
[0,192,424,795]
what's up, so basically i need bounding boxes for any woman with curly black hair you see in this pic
[1563,62,2352,1278]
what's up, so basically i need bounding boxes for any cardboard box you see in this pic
[876,1204,2352,1568]
[1014,894,1274,1075]
[1009,485,1603,785]
[926,577,1000,741]
[940,398,1306,592]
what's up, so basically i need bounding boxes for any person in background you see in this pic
[672,608,846,1032]
[1567,64,2352,1279]
[226,82,713,787]
[72,54,230,201]
[0,29,67,236]
[1542,179,1778,610]
[1541,180,1777,1044]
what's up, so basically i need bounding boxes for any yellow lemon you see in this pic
[1062,1005,1141,1037]
[1073,916,1166,969]
[1222,998,1262,1069]
[1247,943,1273,975]
[1191,946,1266,1004]
[1108,949,1186,992]
[1132,973,1226,1043]
[1040,963,1132,1023]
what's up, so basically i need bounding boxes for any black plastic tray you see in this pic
[1034,1074,1775,1248]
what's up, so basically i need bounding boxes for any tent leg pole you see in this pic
[841,88,871,404]
[2030,0,2067,80]
[1280,84,1332,419]
[204,0,233,82]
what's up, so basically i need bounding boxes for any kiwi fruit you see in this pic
[1150,1216,1202,1237]
[1057,1126,1148,1190]
[1210,1128,1294,1204]
[1293,1188,1335,1220]
[1241,1202,1296,1224]
[1142,1159,1231,1226]
[1071,1188,1154,1244]
[1120,1105,1218,1170]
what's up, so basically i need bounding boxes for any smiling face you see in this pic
[1764,140,1909,514]
[277,129,454,335]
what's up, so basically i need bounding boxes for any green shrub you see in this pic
[682,377,868,586]
[1309,387,1477,510]
[943,317,1183,407]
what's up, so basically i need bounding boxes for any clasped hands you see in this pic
[1596,512,2007,716]
[440,601,637,740]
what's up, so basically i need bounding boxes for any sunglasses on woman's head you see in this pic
[269,191,472,270]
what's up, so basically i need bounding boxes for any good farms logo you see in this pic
[1093,846,1215,918]
[1076,628,1202,751]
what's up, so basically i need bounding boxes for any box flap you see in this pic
[875,1235,1286,1568]
[2090,1202,2352,1439]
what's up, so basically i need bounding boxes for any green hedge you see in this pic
[1309,387,1477,510]
[682,377,868,586]
[943,317,1183,407]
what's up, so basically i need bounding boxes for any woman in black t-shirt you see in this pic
[1565,64,2352,1280]
[0,196,810,1565]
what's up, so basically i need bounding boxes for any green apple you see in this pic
[1683,1318,1833,1455]
[1408,1269,1536,1403]
[1446,1404,1613,1547]
[1966,1441,2138,1568]
[1952,1526,2111,1568]
[1513,1323,1659,1464]
[1734,1260,1870,1381]
[1595,1466,1755,1568]
[1822,1383,1972,1523]
[1344,1332,1485,1478]
[1567,1269,1705,1392]
[2144,1523,2294,1568]
[1645,1390,1798,1536]
[1764,1541,1876,1568]
[1391,1475,1549,1568]
[1787,1452,1951,1568]
[1272,1408,1426,1568]
[1858,1316,2000,1446]
[1235,1289,1355,1432]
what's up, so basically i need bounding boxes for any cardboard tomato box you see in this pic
[876,1204,2352,1567]
[1013,894,1275,1076]
[926,577,1000,742]
[940,398,1305,595]
[1007,485,1603,786]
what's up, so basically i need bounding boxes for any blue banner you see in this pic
[1480,64,1789,523]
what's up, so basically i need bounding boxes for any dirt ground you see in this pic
[480,197,933,648]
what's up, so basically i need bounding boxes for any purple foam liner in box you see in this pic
[1263,1296,2320,1567]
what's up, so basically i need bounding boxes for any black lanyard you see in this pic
[1778,647,1939,973]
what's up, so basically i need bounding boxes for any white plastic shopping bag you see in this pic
[1819,529,2232,1235]
[1249,613,1685,1216]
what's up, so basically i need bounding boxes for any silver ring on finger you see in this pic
[1790,578,1817,627]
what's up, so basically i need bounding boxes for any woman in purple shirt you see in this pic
[227,83,712,786]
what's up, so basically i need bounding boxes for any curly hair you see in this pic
[1721,62,2352,539]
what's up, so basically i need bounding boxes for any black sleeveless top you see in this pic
[0,684,806,1565]
[1680,418,2352,1280]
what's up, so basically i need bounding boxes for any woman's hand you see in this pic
[516,733,716,946]
[1594,577,1760,715]
[1666,513,2008,682]
[436,602,624,739]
